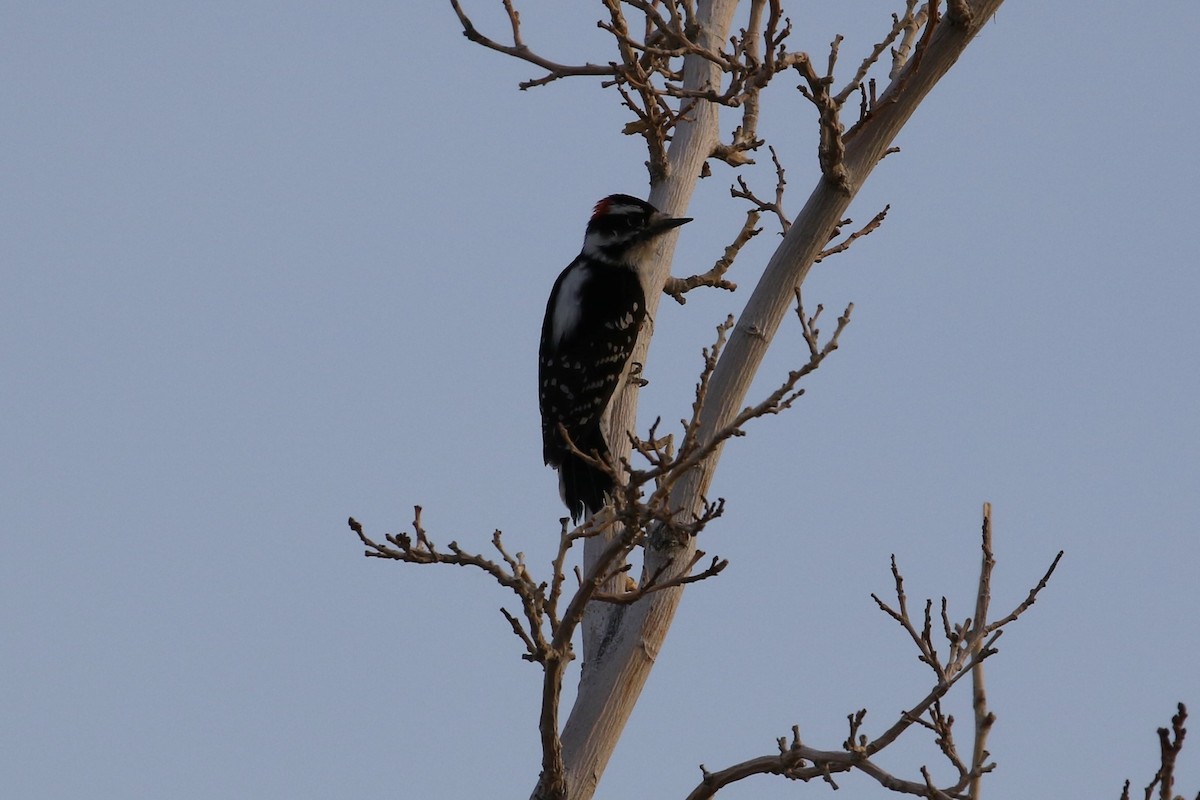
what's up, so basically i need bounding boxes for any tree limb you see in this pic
[687,504,1059,798]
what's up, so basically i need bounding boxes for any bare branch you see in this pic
[664,211,754,304]
[969,503,998,797]
[730,146,790,233]
[689,506,1060,799]
[833,2,917,106]
[983,549,1064,634]
[448,0,617,90]
[501,606,539,662]
[891,3,929,79]
[1124,703,1194,800]
[593,551,728,605]
[792,48,847,188]
[816,204,890,262]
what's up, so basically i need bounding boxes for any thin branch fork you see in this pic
[448,0,616,89]
[663,210,754,304]
[730,145,790,233]
[348,512,552,662]
[592,550,728,605]
[816,204,890,262]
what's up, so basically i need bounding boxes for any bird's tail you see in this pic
[557,430,613,522]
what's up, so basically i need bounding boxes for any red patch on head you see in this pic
[591,197,613,222]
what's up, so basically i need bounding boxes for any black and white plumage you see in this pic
[539,194,691,521]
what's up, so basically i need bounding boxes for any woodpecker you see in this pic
[539,194,691,521]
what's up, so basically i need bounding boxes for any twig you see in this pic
[969,503,997,798]
[730,146,790,233]
[1125,703,1193,800]
[592,552,728,604]
[448,0,616,90]
[816,205,890,262]
[664,212,755,304]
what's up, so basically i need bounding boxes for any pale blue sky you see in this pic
[3,3,1198,798]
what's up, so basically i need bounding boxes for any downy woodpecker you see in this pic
[539,194,691,521]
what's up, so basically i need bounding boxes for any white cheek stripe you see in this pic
[551,267,587,347]
[581,231,618,261]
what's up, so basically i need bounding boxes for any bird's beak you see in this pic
[651,212,692,233]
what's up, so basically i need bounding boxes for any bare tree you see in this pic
[349,2,1065,798]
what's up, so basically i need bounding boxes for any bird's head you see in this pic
[581,194,691,264]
